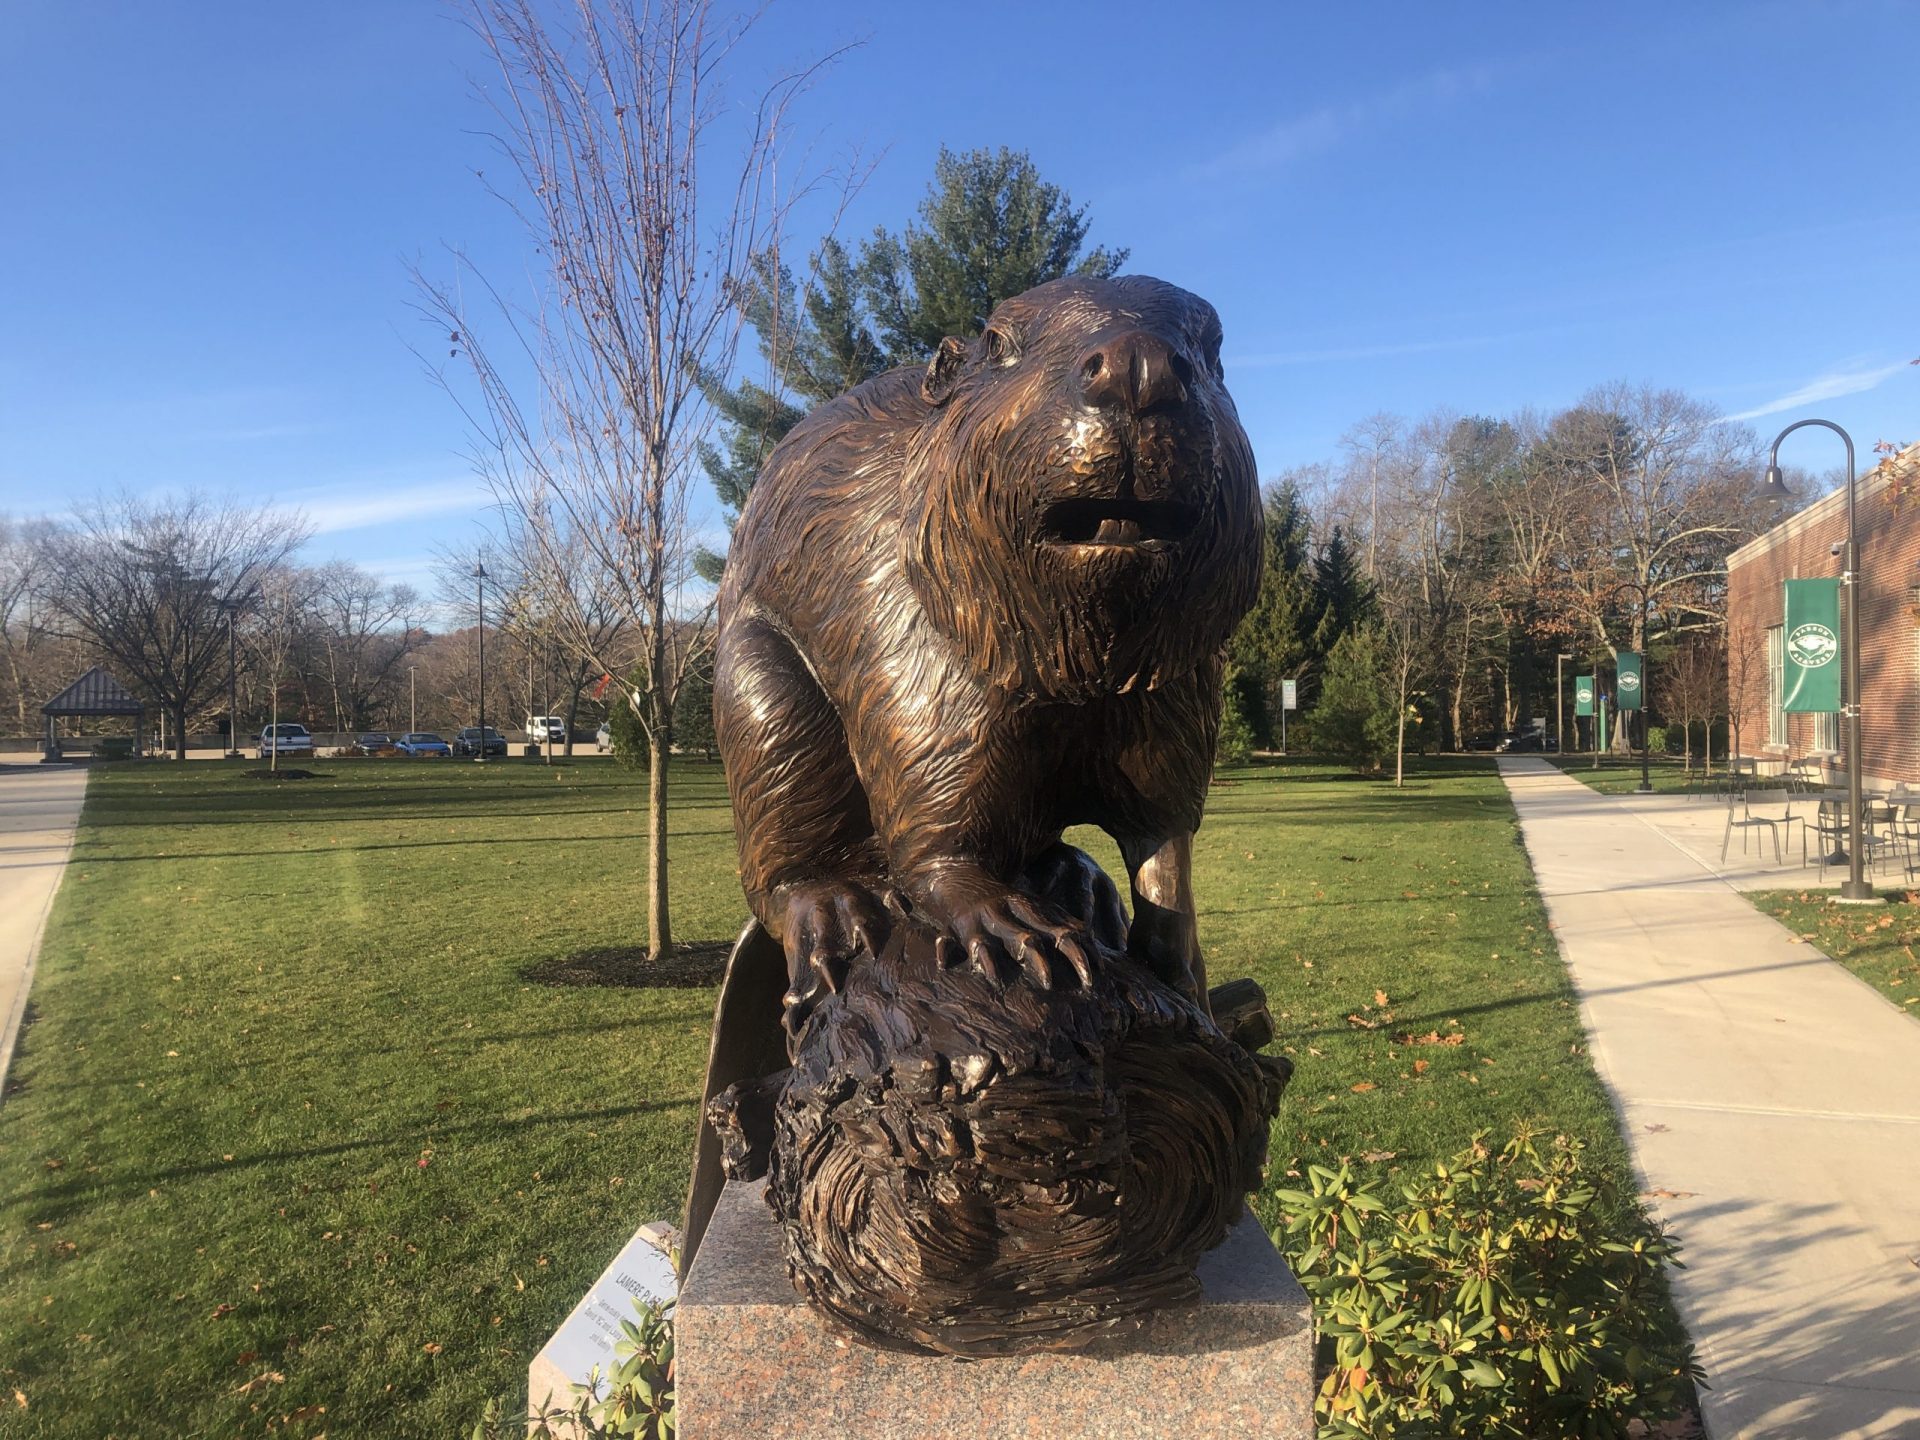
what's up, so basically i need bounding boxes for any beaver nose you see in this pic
[1078,331,1191,415]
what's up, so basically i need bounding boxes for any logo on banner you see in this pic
[1576,684,1593,703]
[1617,671,1640,694]
[1787,623,1839,669]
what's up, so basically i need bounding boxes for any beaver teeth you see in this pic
[1040,497,1199,547]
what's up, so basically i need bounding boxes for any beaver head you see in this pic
[900,275,1261,700]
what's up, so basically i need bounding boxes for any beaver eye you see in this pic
[1201,328,1224,380]
[984,327,1018,366]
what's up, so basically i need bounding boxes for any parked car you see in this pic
[454,726,509,758]
[393,732,452,757]
[596,722,612,753]
[256,723,314,760]
[526,715,568,746]
[1494,730,1552,754]
[355,732,398,754]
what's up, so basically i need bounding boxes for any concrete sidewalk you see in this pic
[1499,758,1920,1439]
[0,765,87,1097]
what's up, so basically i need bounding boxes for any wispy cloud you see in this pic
[284,479,492,536]
[1722,359,1915,422]
[1194,64,1508,179]
[192,421,327,444]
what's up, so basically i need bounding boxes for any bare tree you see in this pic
[48,493,308,758]
[0,517,61,730]
[419,0,835,961]
[308,561,427,735]
[1338,412,1404,581]
[1663,633,1724,771]
[249,566,317,771]
[1725,616,1770,766]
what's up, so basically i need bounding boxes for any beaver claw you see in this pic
[925,878,1102,990]
[779,883,889,1035]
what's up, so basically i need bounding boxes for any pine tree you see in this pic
[1311,527,1378,654]
[858,146,1128,366]
[701,149,1126,561]
[1312,624,1396,774]
[1216,662,1258,766]
[1228,477,1319,740]
[697,241,881,575]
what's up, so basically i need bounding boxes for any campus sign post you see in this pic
[1617,652,1649,793]
[1280,677,1297,755]
[1575,675,1595,758]
[1764,420,1874,902]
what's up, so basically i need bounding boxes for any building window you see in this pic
[1813,710,1838,754]
[1767,625,1785,746]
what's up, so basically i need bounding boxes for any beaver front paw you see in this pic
[778,882,890,1035]
[922,871,1104,990]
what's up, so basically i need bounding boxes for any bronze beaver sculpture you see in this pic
[713,273,1261,1023]
[682,277,1282,1350]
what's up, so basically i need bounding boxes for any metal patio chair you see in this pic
[1723,788,1792,864]
[1802,796,1900,881]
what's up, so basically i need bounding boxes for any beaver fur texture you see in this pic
[714,274,1261,1026]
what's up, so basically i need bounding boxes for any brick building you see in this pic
[1725,442,1920,788]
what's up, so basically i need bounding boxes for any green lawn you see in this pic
[1545,754,1702,795]
[2,754,1658,1436]
[1747,887,1920,1018]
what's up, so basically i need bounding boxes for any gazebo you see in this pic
[41,666,145,762]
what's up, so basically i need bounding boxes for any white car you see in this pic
[596,722,612,753]
[527,715,568,745]
[257,723,315,759]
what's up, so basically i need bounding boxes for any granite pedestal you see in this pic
[677,1179,1316,1439]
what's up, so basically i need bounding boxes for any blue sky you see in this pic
[4,1,1916,597]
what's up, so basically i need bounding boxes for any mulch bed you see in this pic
[520,941,733,989]
[240,768,316,780]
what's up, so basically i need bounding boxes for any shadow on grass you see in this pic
[63,826,738,863]
[10,1096,700,1217]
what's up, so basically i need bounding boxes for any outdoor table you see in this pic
[1810,790,1852,867]
[1808,790,1898,869]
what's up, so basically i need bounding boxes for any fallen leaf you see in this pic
[1396,1031,1466,1047]
[1413,1059,1430,1074]
[1360,1149,1397,1163]
[1345,1013,1377,1030]
[233,1371,284,1395]
[12,1390,25,1410]
[422,1341,442,1354]
[1640,1188,1698,1200]
[1350,1082,1376,1093]
[234,1350,257,1366]
[1373,989,1390,1007]
[208,1302,236,1320]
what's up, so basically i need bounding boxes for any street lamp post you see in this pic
[408,665,417,734]
[1636,589,1653,795]
[1762,418,1873,902]
[474,562,489,765]
[1554,656,1563,754]
[219,599,244,759]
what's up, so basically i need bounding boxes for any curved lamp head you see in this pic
[1761,462,1793,505]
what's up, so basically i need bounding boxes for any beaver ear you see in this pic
[920,335,969,407]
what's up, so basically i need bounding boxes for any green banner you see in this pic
[1574,676,1595,717]
[1782,578,1842,713]
[1616,652,1644,711]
